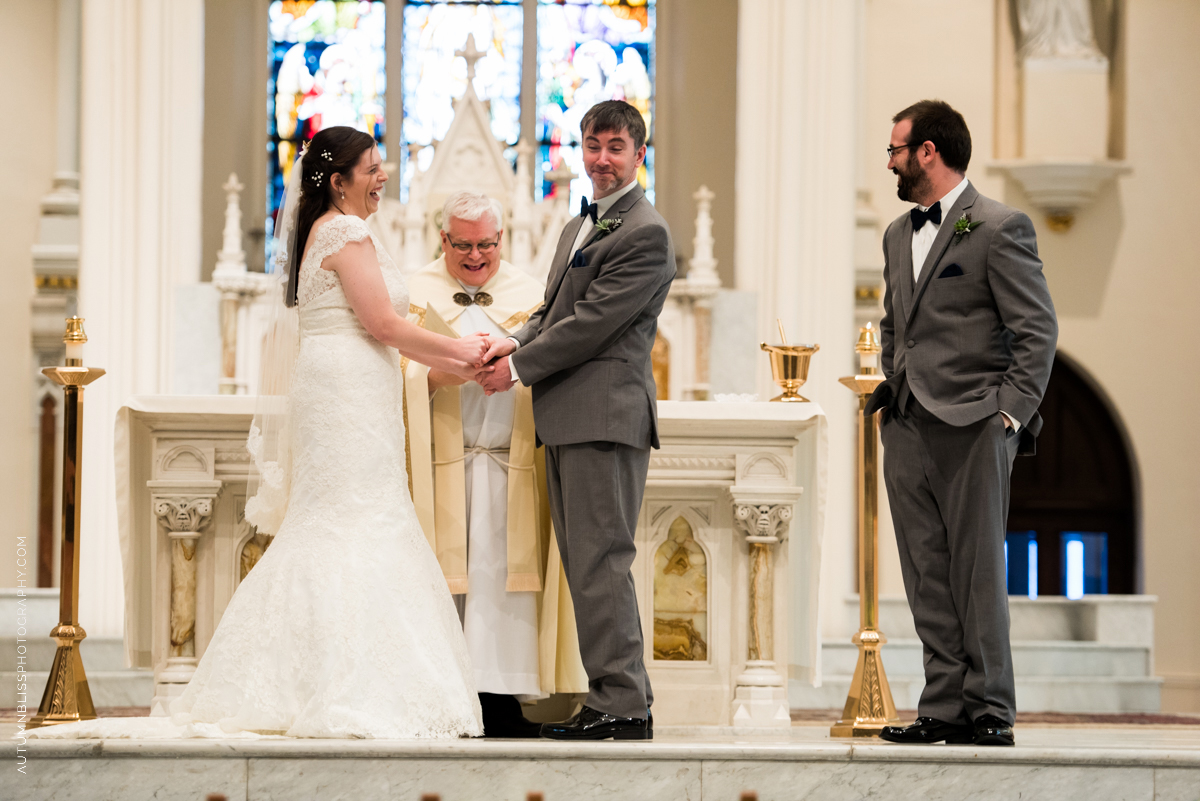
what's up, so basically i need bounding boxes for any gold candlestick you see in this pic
[831,323,901,737]
[29,317,106,729]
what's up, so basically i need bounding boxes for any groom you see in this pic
[479,100,675,740]
[868,100,1057,747]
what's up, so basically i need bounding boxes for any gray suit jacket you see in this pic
[511,184,676,449]
[870,182,1058,445]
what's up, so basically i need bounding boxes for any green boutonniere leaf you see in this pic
[594,217,623,237]
[953,213,983,240]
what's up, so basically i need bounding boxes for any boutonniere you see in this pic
[594,217,623,238]
[953,213,983,241]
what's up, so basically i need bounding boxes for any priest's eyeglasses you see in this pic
[445,236,500,255]
[886,143,916,158]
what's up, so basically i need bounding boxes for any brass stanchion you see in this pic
[28,317,105,729]
[831,323,901,737]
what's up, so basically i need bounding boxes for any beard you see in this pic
[894,153,932,203]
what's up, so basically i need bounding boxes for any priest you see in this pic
[403,191,587,737]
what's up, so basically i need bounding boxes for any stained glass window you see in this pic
[536,0,655,207]
[400,1,524,201]
[267,0,387,239]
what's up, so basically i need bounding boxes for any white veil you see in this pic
[244,148,306,535]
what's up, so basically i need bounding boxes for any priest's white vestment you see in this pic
[404,257,587,697]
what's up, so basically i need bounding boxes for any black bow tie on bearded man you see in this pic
[910,200,942,232]
[580,197,599,224]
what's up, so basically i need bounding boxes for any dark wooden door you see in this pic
[1007,354,1138,594]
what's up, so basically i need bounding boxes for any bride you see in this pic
[37,127,492,739]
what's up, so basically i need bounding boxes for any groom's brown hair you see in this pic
[581,100,648,151]
[893,99,972,173]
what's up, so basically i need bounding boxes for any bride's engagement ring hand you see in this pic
[453,332,491,366]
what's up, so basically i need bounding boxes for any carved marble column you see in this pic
[729,487,802,728]
[149,485,219,711]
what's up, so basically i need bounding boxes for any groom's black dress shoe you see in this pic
[879,717,974,744]
[479,693,542,739]
[972,714,1015,746]
[540,705,651,740]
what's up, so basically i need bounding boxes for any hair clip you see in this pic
[311,170,325,184]
[321,150,333,161]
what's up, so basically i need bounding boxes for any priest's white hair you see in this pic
[441,191,504,233]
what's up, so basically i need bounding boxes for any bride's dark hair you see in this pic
[286,126,376,306]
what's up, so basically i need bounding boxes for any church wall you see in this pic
[201,0,268,279]
[1039,0,1200,712]
[656,0,739,287]
[861,0,1200,712]
[0,0,58,586]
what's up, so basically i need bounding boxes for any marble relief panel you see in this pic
[653,516,709,661]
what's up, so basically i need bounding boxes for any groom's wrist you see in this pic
[506,352,524,386]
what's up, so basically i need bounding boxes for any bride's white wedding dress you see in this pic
[31,215,482,740]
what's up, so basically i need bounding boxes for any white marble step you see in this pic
[1,635,128,672]
[0,669,154,708]
[821,638,1153,678]
[846,594,1157,646]
[794,675,1164,714]
[791,674,1163,714]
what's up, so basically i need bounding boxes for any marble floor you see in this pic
[5,723,1200,801]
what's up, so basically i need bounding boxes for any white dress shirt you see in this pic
[506,177,641,385]
[908,176,1019,432]
[911,176,968,283]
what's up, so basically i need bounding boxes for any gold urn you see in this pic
[760,342,819,402]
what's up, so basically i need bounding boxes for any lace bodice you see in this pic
[297,215,406,312]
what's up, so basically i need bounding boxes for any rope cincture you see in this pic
[432,445,533,471]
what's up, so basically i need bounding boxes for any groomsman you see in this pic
[480,101,675,740]
[404,191,587,737]
[867,100,1058,747]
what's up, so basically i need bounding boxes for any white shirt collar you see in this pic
[594,177,639,218]
[918,175,969,218]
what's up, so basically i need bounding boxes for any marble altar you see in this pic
[114,397,827,727]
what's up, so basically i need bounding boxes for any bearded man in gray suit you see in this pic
[479,100,674,740]
[865,100,1058,747]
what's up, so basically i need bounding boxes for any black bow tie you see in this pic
[452,291,493,308]
[580,197,598,224]
[910,201,942,231]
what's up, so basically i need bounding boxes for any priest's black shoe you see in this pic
[879,716,974,744]
[539,705,651,740]
[972,714,1015,746]
[479,693,542,739]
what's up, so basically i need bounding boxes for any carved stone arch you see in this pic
[739,452,790,484]
[157,444,212,480]
[232,505,273,585]
[650,505,711,663]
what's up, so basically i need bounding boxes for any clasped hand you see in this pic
[435,333,519,395]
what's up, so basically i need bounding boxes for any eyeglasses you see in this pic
[445,236,500,255]
[886,143,916,158]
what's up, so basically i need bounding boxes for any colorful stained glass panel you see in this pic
[400,3,524,201]
[537,0,655,206]
[267,0,387,238]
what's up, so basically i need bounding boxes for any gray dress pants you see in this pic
[880,396,1020,725]
[544,440,653,719]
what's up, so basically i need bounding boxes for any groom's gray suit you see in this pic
[868,181,1057,726]
[510,183,675,718]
